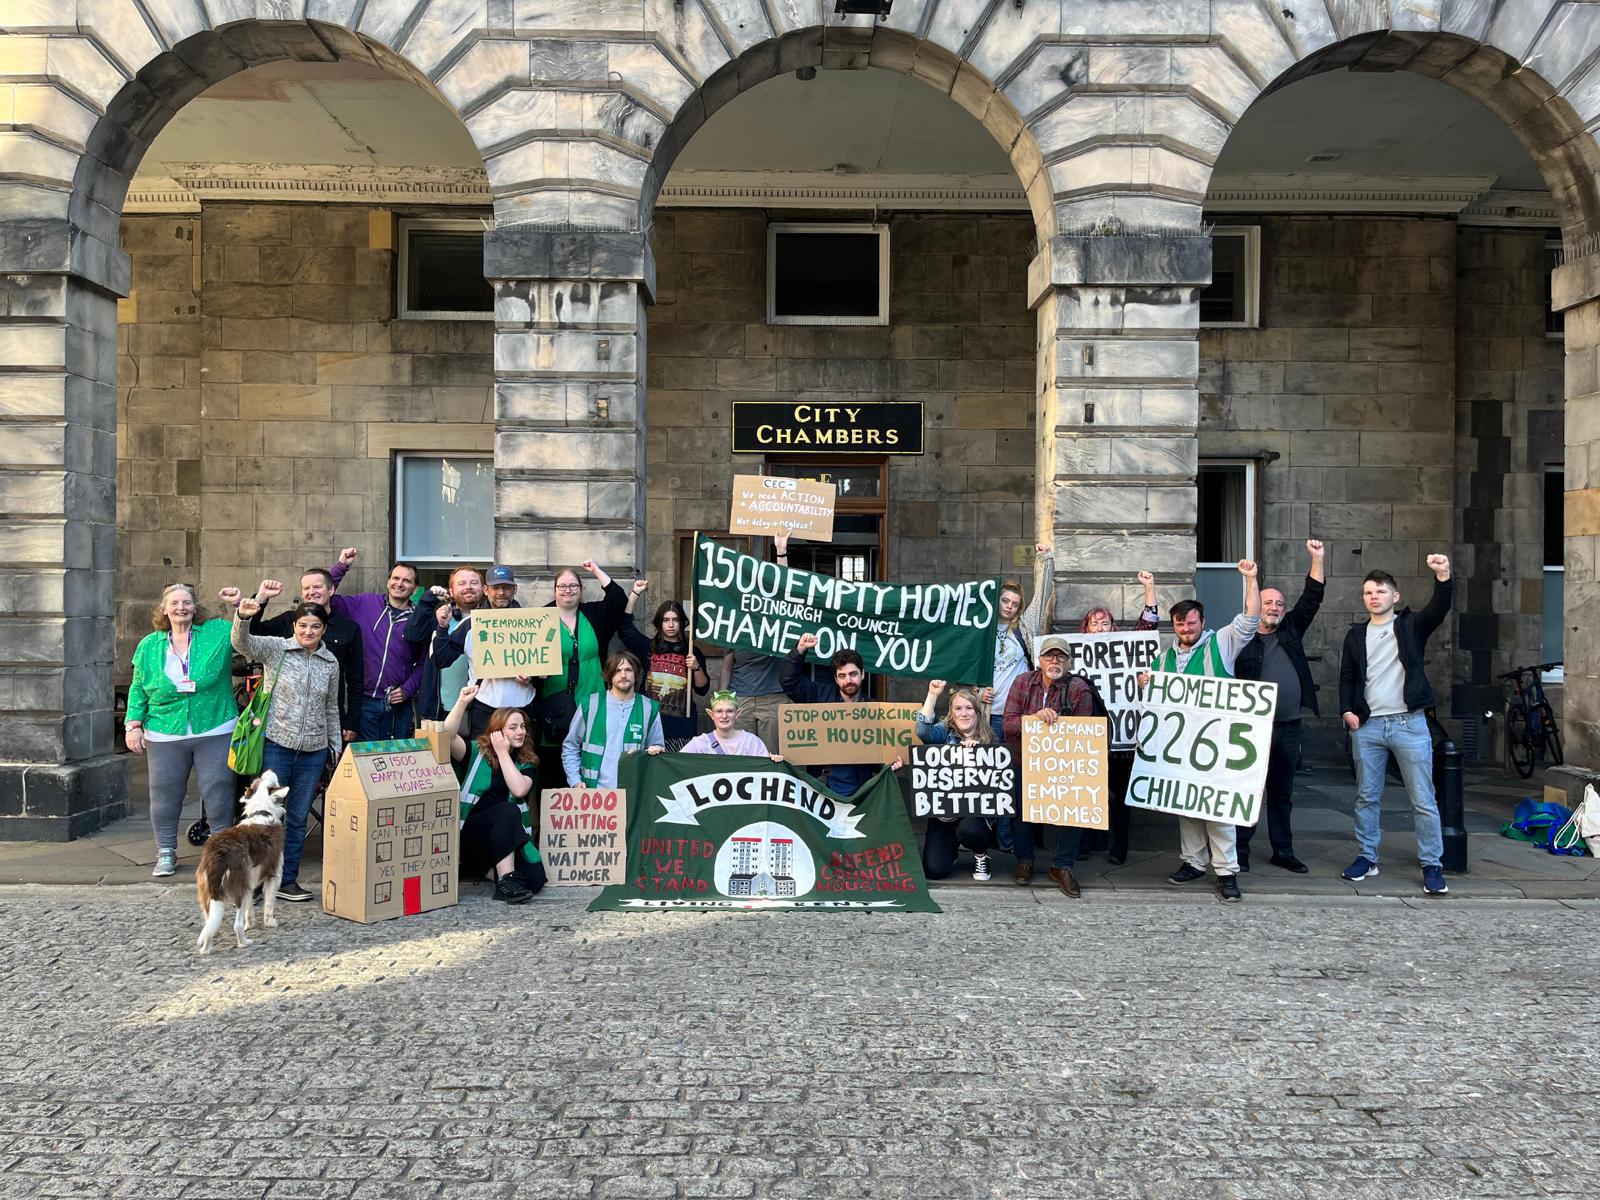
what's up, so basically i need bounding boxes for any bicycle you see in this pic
[1500,661,1563,779]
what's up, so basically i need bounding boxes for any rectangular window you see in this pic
[1544,466,1564,676]
[398,218,494,320]
[1546,237,1565,339]
[1195,460,1256,620]
[1200,226,1260,328]
[394,454,494,568]
[766,222,889,326]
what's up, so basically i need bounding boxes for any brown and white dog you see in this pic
[195,771,289,954]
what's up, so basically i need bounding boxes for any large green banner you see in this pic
[691,534,1000,686]
[589,752,941,913]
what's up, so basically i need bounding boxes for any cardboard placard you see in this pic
[469,608,562,679]
[539,788,627,886]
[1036,631,1161,751]
[1021,715,1110,829]
[728,474,837,541]
[909,743,1016,819]
[322,740,459,924]
[778,702,922,765]
[1126,674,1276,827]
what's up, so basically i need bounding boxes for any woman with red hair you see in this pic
[1078,570,1161,864]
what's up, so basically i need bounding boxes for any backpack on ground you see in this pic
[1550,784,1600,857]
[1500,797,1571,849]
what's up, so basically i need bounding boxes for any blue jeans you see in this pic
[359,694,414,742]
[1351,710,1443,868]
[263,740,329,885]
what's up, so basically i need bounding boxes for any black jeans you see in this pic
[1239,719,1301,858]
[1107,751,1133,857]
[922,817,991,880]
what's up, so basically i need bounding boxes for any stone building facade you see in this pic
[4,0,1600,837]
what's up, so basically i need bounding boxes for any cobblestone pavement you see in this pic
[2,885,1596,1200]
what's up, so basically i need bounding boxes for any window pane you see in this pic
[1543,568,1564,664]
[1197,464,1248,562]
[1545,469,1564,567]
[772,231,881,318]
[764,462,882,497]
[1201,233,1247,324]
[1195,565,1244,623]
[406,230,492,314]
[397,456,494,561]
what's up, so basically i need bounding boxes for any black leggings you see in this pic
[1108,751,1134,857]
[922,816,991,880]
[460,801,547,895]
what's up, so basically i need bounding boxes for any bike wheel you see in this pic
[1505,705,1534,778]
[1538,703,1563,765]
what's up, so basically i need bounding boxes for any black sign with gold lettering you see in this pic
[731,401,924,455]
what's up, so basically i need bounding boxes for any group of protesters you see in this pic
[125,530,1457,906]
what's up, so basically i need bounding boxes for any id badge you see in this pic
[177,679,197,694]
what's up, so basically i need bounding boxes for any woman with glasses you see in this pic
[124,584,240,878]
[530,560,628,794]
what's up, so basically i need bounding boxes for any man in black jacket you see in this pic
[430,566,532,741]
[1234,539,1325,874]
[250,573,363,744]
[405,565,485,723]
[781,632,873,798]
[1338,553,1455,895]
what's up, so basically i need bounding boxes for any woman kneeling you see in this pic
[914,681,995,883]
[442,684,546,904]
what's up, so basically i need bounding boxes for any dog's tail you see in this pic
[196,858,228,915]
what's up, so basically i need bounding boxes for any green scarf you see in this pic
[458,748,541,866]
[1155,631,1231,678]
[552,613,603,702]
[577,690,659,787]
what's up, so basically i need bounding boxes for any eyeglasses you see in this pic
[555,584,581,592]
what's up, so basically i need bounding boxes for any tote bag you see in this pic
[228,656,283,775]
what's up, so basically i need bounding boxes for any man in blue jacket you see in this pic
[1338,553,1455,895]
[780,632,874,798]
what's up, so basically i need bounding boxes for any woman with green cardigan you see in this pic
[124,584,240,878]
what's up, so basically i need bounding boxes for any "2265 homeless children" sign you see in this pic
[589,752,940,913]
[1125,673,1278,826]
[691,535,999,685]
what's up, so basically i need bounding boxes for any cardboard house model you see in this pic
[323,738,459,924]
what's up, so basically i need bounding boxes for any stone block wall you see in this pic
[1199,216,1460,749]
[115,203,494,676]
[644,210,1036,596]
[1453,228,1564,724]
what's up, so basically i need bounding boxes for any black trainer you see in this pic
[1270,853,1309,874]
[1218,875,1243,903]
[1167,863,1206,885]
[277,881,313,903]
[494,874,532,904]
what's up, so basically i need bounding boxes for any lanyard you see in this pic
[168,633,191,680]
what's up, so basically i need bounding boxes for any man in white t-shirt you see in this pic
[1337,554,1455,895]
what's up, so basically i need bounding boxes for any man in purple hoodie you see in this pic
[328,547,427,742]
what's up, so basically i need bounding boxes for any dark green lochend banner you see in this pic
[589,752,941,913]
[690,534,1000,687]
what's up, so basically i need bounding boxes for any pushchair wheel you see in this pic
[187,819,210,846]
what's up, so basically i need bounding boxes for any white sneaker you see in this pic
[972,853,991,882]
[152,848,177,878]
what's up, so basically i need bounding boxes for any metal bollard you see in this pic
[1433,735,1469,873]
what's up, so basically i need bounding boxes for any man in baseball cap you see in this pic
[486,565,518,608]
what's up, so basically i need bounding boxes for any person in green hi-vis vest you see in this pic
[1142,558,1260,904]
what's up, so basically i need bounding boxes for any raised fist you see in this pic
[927,679,947,697]
[774,533,789,556]
[458,683,479,704]
[1306,540,1325,559]
[796,632,819,654]
[1237,559,1258,579]
[338,547,358,566]
[218,586,242,607]
[581,559,599,576]
[1426,553,1451,581]
[237,597,262,618]
[1036,543,1051,556]
[1136,571,1154,586]
[631,579,649,597]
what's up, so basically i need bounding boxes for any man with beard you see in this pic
[430,565,535,741]
[561,652,665,788]
[406,565,486,723]
[1001,642,1100,896]
[1148,558,1260,903]
[327,548,427,741]
[248,571,363,746]
[1233,540,1326,874]
[781,632,874,798]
